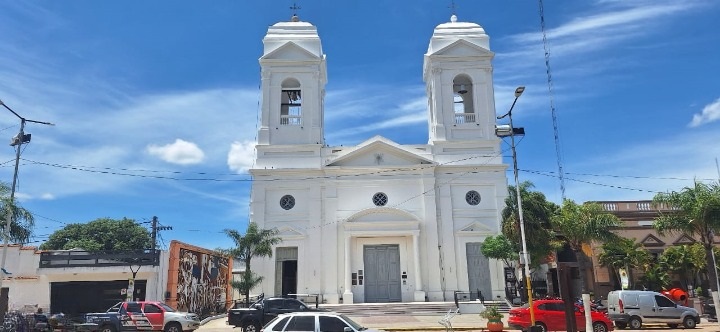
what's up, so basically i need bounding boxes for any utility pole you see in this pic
[150,216,172,250]
[0,99,53,294]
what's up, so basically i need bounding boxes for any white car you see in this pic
[261,312,384,332]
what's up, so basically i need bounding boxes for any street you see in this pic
[196,314,720,332]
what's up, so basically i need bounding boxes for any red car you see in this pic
[508,299,614,332]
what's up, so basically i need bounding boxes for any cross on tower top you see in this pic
[448,0,457,16]
[290,2,302,20]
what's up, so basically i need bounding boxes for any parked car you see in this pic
[228,296,325,332]
[508,299,614,332]
[84,301,200,332]
[261,312,384,332]
[606,290,700,329]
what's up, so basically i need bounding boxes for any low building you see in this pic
[0,240,231,318]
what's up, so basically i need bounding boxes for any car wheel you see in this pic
[164,322,182,332]
[592,322,608,332]
[667,324,678,328]
[628,316,642,329]
[99,324,117,332]
[534,322,548,332]
[242,321,261,332]
[615,322,627,330]
[682,316,697,329]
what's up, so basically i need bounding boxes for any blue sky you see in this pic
[1,0,719,251]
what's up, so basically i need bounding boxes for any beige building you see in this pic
[589,200,706,297]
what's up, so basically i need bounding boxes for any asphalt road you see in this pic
[197,314,720,332]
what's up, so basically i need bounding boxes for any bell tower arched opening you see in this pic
[281,78,302,126]
[453,74,475,124]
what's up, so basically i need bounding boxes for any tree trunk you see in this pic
[575,249,593,332]
[245,258,252,307]
[703,245,720,330]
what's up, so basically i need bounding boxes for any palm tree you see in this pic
[653,181,720,296]
[598,237,651,290]
[0,182,35,244]
[219,222,281,306]
[501,181,560,268]
[552,200,621,293]
[552,199,621,331]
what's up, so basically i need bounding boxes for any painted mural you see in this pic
[167,241,231,317]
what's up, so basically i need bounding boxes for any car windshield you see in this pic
[340,314,365,330]
[158,303,176,312]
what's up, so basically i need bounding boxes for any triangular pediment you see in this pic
[430,39,494,57]
[276,226,305,240]
[261,41,320,61]
[458,221,493,233]
[640,234,665,247]
[673,234,696,245]
[326,136,434,167]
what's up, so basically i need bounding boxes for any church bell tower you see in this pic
[257,15,327,147]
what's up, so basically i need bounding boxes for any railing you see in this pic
[454,113,476,124]
[602,203,618,211]
[453,290,485,308]
[280,115,302,125]
[39,249,160,268]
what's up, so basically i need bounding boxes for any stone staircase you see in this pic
[318,301,510,317]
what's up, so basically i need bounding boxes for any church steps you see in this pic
[318,301,510,316]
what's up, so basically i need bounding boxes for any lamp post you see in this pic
[496,87,535,324]
[0,99,54,293]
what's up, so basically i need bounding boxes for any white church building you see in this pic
[249,13,510,304]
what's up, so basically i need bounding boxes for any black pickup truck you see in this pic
[227,296,325,332]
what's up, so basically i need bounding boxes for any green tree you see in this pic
[219,222,281,306]
[552,199,621,331]
[501,181,560,268]
[39,218,151,251]
[481,235,518,268]
[660,243,706,290]
[638,261,671,291]
[598,237,651,290]
[0,182,35,244]
[653,181,720,295]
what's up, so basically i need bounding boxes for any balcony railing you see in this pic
[454,113,476,124]
[280,115,302,125]
[39,249,160,268]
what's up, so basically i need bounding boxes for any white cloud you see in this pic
[227,141,255,173]
[689,98,720,127]
[146,139,205,165]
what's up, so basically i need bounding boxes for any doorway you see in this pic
[363,244,401,303]
[275,247,298,297]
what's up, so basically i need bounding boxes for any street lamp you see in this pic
[496,87,535,324]
[0,99,54,293]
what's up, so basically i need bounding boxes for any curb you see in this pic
[200,314,227,325]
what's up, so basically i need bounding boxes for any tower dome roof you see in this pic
[262,18,323,58]
[427,15,490,55]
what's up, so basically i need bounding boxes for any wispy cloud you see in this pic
[689,97,720,127]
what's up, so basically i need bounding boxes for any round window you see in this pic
[372,192,388,207]
[465,190,481,205]
[280,195,295,210]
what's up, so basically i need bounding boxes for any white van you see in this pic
[607,290,700,329]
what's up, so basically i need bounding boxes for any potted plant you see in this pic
[480,305,504,332]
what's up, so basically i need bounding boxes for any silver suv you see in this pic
[607,290,700,329]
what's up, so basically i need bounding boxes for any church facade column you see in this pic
[343,235,354,303]
[413,233,426,301]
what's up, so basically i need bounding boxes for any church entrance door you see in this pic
[466,242,492,300]
[363,244,401,303]
[275,247,298,297]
